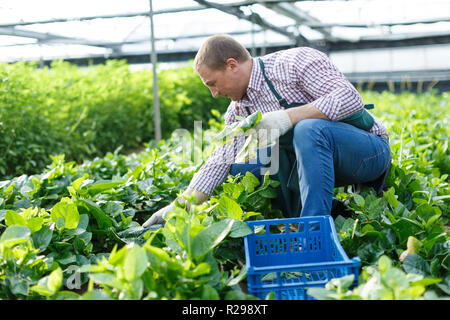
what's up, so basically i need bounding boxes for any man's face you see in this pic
[198,59,247,101]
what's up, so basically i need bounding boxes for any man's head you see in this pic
[194,34,252,101]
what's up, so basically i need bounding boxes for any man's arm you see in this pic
[177,187,209,207]
[294,49,365,121]
[143,104,244,227]
[284,103,329,127]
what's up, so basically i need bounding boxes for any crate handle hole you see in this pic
[269,224,286,234]
[288,222,304,233]
[308,221,321,231]
[254,225,266,235]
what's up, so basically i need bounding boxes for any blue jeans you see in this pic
[230,119,391,217]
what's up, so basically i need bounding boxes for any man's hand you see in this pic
[141,188,209,228]
[234,110,292,162]
[142,203,174,228]
[235,110,292,162]
[251,110,293,148]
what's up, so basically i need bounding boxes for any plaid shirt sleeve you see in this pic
[295,49,365,121]
[187,102,244,196]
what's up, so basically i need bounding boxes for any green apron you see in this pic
[257,58,376,218]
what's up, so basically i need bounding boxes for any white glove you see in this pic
[142,203,174,228]
[251,110,293,148]
[236,110,292,163]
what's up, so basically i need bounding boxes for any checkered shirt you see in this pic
[188,47,388,196]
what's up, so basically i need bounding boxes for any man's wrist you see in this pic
[285,103,329,126]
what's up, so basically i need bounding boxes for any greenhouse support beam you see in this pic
[193,0,310,46]
[0,1,302,28]
[0,26,123,52]
[0,6,205,28]
[0,29,270,48]
[149,0,161,143]
[328,33,450,51]
[260,1,335,40]
[306,17,450,28]
[0,27,73,42]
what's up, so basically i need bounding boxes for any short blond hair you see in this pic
[194,34,251,73]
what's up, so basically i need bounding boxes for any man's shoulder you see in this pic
[264,47,327,65]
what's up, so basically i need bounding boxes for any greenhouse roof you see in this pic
[0,0,449,73]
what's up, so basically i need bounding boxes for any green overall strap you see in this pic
[258,58,304,108]
[258,58,303,217]
[257,58,377,217]
[257,58,375,131]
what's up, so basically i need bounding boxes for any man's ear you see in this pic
[225,58,239,71]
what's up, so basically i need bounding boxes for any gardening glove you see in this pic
[142,203,174,228]
[251,110,293,148]
[236,110,292,162]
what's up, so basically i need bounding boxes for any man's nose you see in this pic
[210,88,219,98]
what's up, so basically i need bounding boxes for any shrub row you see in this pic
[0,60,229,180]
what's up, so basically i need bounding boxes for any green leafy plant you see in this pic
[307,255,442,300]
[0,85,448,300]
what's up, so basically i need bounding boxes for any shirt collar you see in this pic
[247,57,264,92]
[235,58,264,110]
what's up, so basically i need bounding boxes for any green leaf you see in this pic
[123,243,148,281]
[200,285,220,300]
[81,290,112,300]
[57,251,77,265]
[31,225,53,251]
[29,284,53,297]
[51,197,80,230]
[72,176,87,192]
[4,210,27,226]
[86,180,123,196]
[191,218,235,260]
[108,244,128,266]
[216,195,243,220]
[65,214,89,236]
[378,255,392,275]
[353,194,365,208]
[228,220,252,238]
[391,218,423,244]
[185,262,211,278]
[410,277,442,287]
[0,225,31,248]
[327,275,355,291]
[227,267,247,287]
[416,204,441,223]
[384,267,409,289]
[54,291,81,300]
[215,111,262,142]
[224,290,259,300]
[78,199,115,229]
[87,273,116,286]
[47,267,63,293]
[307,287,335,300]
[235,134,258,163]
[241,172,260,193]
[383,187,399,209]
[130,278,144,299]
[402,254,429,276]
[26,217,44,233]
[258,187,278,199]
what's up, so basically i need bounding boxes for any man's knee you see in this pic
[293,119,326,138]
[293,119,329,150]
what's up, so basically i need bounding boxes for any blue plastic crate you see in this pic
[244,216,360,300]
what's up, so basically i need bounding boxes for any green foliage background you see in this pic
[0,59,448,300]
[0,60,229,179]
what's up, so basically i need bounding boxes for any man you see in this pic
[143,34,391,227]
